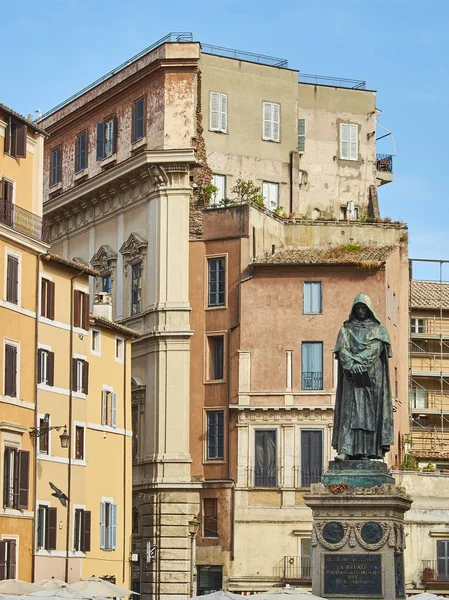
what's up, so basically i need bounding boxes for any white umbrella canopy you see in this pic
[409,594,448,600]
[32,588,94,599]
[68,577,135,598]
[36,580,67,591]
[0,581,42,595]
[191,592,243,600]
[248,589,326,600]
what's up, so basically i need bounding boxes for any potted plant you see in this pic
[400,452,419,471]
[422,462,436,473]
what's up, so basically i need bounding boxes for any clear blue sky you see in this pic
[4,0,447,280]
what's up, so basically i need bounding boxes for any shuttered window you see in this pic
[4,343,18,397]
[74,508,91,552]
[100,501,117,550]
[4,118,27,158]
[72,359,89,394]
[75,132,87,173]
[340,123,358,161]
[40,278,55,319]
[37,505,57,550]
[207,257,225,307]
[301,430,323,487]
[255,430,277,487]
[96,117,116,160]
[3,448,29,509]
[75,426,85,460]
[6,255,19,304]
[209,92,228,133]
[206,411,224,460]
[301,342,323,390]
[38,417,49,454]
[1,178,13,206]
[298,118,306,153]
[303,282,322,314]
[73,290,89,330]
[101,390,117,427]
[50,147,62,187]
[37,349,55,386]
[0,539,17,580]
[262,102,280,142]
[437,540,449,580]
[203,498,218,538]
[262,181,280,211]
[211,174,226,206]
[132,98,145,142]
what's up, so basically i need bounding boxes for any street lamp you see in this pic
[188,516,201,597]
[29,413,70,448]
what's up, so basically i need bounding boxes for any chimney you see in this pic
[92,292,113,321]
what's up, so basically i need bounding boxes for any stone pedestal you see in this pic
[304,465,412,600]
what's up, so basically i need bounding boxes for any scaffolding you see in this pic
[409,259,449,463]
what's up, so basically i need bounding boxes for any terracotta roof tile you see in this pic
[0,102,48,136]
[253,245,396,266]
[91,315,140,338]
[410,281,449,310]
[42,253,99,277]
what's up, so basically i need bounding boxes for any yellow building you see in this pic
[0,103,48,581]
[34,253,137,585]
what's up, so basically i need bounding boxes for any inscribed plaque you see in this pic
[324,554,382,596]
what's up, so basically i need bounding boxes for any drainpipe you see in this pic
[122,339,128,583]
[32,254,41,582]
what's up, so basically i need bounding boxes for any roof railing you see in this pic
[201,43,288,68]
[299,73,366,89]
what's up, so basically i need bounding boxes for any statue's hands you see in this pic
[352,364,365,374]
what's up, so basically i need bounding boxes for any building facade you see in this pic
[39,34,401,599]
[0,103,48,581]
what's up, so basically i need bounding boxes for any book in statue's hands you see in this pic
[351,370,371,388]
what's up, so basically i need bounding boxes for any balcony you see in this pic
[302,372,323,391]
[274,556,312,583]
[422,560,449,588]
[0,198,48,242]
[376,154,394,186]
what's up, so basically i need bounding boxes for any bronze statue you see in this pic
[332,293,394,461]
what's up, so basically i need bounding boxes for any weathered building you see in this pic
[39,33,400,599]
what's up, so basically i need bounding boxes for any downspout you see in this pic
[32,254,41,582]
[289,152,294,215]
[122,338,128,583]
[65,270,84,583]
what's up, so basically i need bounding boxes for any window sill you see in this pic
[100,154,117,167]
[209,129,228,135]
[49,182,62,192]
[206,305,227,311]
[131,137,147,149]
[262,138,280,143]
[74,169,88,181]
[204,379,226,385]
[203,459,226,465]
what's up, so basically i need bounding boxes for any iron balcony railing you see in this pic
[302,372,323,390]
[299,73,366,89]
[274,556,312,581]
[201,43,288,68]
[0,198,48,242]
[293,466,323,488]
[376,154,394,174]
[422,560,449,582]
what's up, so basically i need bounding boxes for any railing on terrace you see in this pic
[411,427,449,453]
[0,198,48,242]
[299,73,366,89]
[293,466,323,488]
[201,43,288,68]
[245,467,323,489]
[302,372,323,391]
[376,154,393,173]
[274,556,312,581]
[422,560,449,582]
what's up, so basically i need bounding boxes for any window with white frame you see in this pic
[411,317,425,334]
[303,282,322,314]
[339,123,358,161]
[37,504,57,550]
[37,348,55,386]
[74,508,91,552]
[209,92,227,133]
[206,410,224,460]
[262,102,280,142]
[411,387,427,409]
[301,342,323,390]
[115,337,124,362]
[262,181,280,211]
[298,118,306,153]
[0,538,17,579]
[211,174,226,206]
[300,538,312,578]
[72,358,89,394]
[101,389,117,427]
[96,117,116,160]
[91,329,101,354]
[207,257,226,307]
[3,447,29,509]
[254,430,277,487]
[100,501,117,550]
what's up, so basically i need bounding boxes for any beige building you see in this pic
[0,102,48,582]
[38,33,398,599]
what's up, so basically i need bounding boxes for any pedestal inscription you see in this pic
[324,554,382,596]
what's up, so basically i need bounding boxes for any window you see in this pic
[50,147,62,187]
[115,338,124,362]
[207,335,224,381]
[72,359,89,394]
[4,118,26,158]
[206,411,224,460]
[203,498,218,538]
[209,92,227,133]
[100,501,117,550]
[37,505,57,550]
[300,538,312,578]
[102,274,112,293]
[40,278,55,319]
[132,405,139,462]
[74,509,91,552]
[0,539,17,579]
[387,285,391,319]
[301,430,323,487]
[393,292,397,326]
[3,447,29,509]
[340,205,347,220]
[207,257,225,307]
[131,263,142,315]
[74,290,89,330]
[211,174,226,206]
[301,342,323,390]
[132,98,145,142]
[197,566,223,596]
[411,387,427,409]
[4,342,18,397]
[75,426,85,460]
[6,254,19,304]
[1,179,14,226]
[91,329,100,354]
[303,282,322,314]
[437,540,449,580]
[38,417,49,454]
[411,318,425,334]
[96,117,116,160]
[262,102,280,142]
[262,181,280,211]
[298,118,306,153]
[37,349,55,386]
[75,132,87,173]
[339,123,358,161]
[101,390,117,427]
[254,430,277,487]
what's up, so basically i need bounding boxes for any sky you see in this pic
[4,0,448,280]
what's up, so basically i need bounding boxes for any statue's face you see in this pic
[354,303,369,321]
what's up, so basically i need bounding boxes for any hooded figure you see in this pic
[332,293,394,460]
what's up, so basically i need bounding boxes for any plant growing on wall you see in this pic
[201,184,218,205]
[231,179,265,207]
[400,452,418,471]
[422,462,436,472]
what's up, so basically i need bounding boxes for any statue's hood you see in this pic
[349,293,382,324]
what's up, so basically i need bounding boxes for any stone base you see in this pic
[304,482,412,600]
[323,459,395,488]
